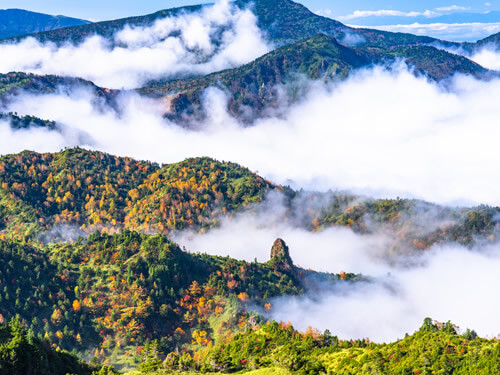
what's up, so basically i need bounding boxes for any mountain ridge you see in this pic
[0,0,440,49]
[0,8,90,39]
[139,34,488,122]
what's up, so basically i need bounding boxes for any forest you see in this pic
[1,0,500,372]
[0,148,498,373]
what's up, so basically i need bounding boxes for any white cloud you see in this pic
[339,9,438,21]
[0,0,270,89]
[270,243,500,342]
[314,9,332,17]
[5,63,500,206]
[485,2,492,7]
[435,5,470,12]
[171,195,500,342]
[436,42,500,70]
[352,22,500,42]
[469,46,500,69]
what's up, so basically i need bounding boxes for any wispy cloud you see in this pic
[435,5,470,12]
[351,22,500,42]
[340,5,472,22]
[173,193,500,342]
[339,9,438,21]
[314,9,332,17]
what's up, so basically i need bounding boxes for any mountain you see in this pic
[0,228,350,370]
[0,0,490,126]
[140,34,487,122]
[235,0,437,48]
[0,71,117,99]
[0,148,497,252]
[2,5,203,45]
[0,148,499,370]
[0,148,273,240]
[0,112,57,131]
[475,30,500,49]
[140,34,370,122]
[0,0,487,127]
[0,9,90,39]
[2,0,436,49]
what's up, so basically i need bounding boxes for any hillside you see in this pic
[0,112,57,130]
[0,71,117,104]
[235,0,437,48]
[0,230,351,370]
[0,148,498,247]
[0,9,90,39]
[475,31,500,49]
[152,319,499,374]
[2,5,203,45]
[0,149,499,371]
[140,34,370,122]
[140,34,487,122]
[385,45,488,80]
[0,319,102,374]
[0,149,274,241]
[1,0,436,50]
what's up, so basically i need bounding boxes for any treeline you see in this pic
[140,319,499,374]
[0,319,108,375]
[0,148,272,241]
[1,148,499,250]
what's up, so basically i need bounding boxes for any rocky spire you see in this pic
[270,238,294,271]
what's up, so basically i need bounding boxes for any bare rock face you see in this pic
[270,238,294,271]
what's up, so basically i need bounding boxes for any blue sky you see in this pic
[0,0,497,21]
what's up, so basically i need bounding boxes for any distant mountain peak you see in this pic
[0,8,90,40]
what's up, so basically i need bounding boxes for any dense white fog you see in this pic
[3,64,500,205]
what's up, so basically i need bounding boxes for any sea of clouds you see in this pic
[1,0,500,342]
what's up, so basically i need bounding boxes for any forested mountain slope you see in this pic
[0,148,498,248]
[140,34,487,122]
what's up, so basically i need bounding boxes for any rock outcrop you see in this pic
[270,238,294,271]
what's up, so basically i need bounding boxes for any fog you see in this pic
[269,243,500,342]
[173,197,500,342]
[0,0,270,89]
[3,63,500,205]
[468,45,500,70]
[435,42,500,71]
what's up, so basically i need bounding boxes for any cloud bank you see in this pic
[5,62,500,205]
[352,22,500,42]
[171,192,500,342]
[3,63,500,206]
[269,243,500,342]
[0,0,270,89]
